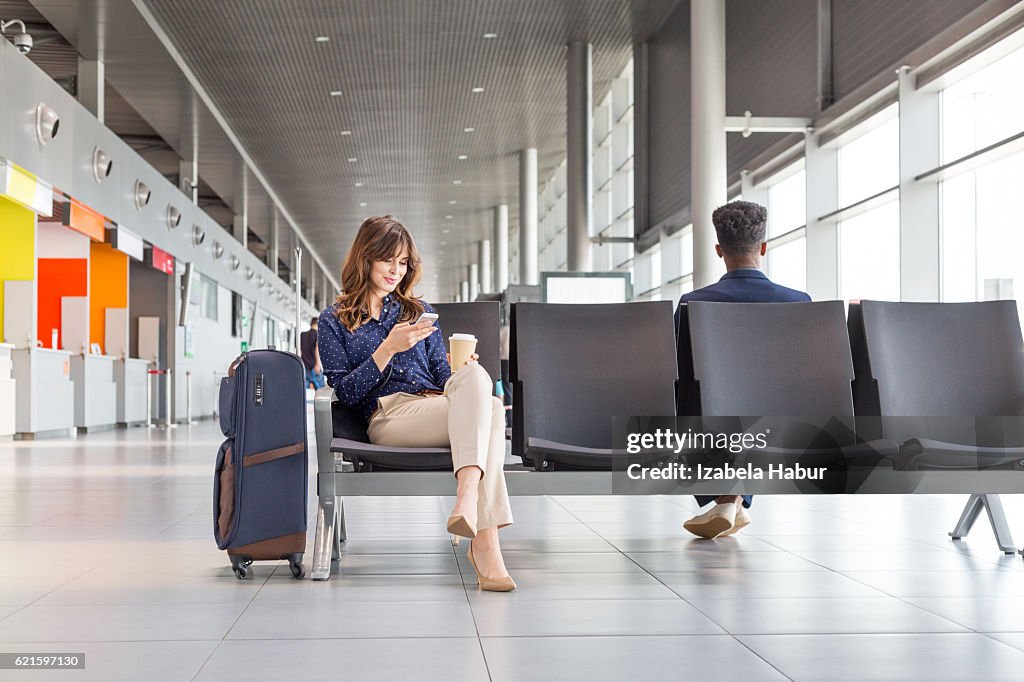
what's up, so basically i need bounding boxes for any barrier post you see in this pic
[146,369,155,428]
[165,367,177,428]
[185,370,195,424]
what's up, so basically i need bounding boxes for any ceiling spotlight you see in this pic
[257,275,265,287]
[329,90,342,97]
[483,32,498,39]
[35,103,60,146]
[315,35,330,43]
[452,180,462,185]
[440,241,447,246]
[134,180,151,209]
[166,205,182,231]
[192,224,205,247]
[1,19,32,54]
[442,228,450,234]
[463,127,475,133]
[445,215,453,220]
[229,255,240,270]
[471,87,484,93]
[359,202,367,207]
[347,157,357,163]
[92,147,113,182]
[448,200,457,205]
[245,266,254,280]
[457,154,468,160]
[212,242,224,260]
[341,130,352,136]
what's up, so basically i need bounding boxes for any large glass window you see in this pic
[764,164,807,292]
[941,43,1024,164]
[941,150,1024,317]
[837,106,899,207]
[768,238,806,293]
[839,201,900,301]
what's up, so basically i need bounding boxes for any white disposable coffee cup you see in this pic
[449,333,478,370]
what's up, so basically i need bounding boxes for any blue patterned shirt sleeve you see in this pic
[317,308,385,408]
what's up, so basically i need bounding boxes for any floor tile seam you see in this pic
[728,632,797,681]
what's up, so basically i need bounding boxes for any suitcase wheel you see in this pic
[230,555,253,580]
[287,553,305,580]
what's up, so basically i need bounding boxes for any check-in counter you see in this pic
[71,354,118,432]
[115,358,150,426]
[0,344,15,438]
[12,347,75,438]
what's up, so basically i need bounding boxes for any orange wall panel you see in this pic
[37,258,87,350]
[89,242,128,350]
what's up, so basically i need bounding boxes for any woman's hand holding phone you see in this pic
[372,318,436,370]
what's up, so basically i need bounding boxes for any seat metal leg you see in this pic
[949,494,1017,554]
[337,497,347,544]
[311,495,336,581]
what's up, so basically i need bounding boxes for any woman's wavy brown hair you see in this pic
[333,215,425,332]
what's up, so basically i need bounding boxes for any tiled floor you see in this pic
[2,422,1024,681]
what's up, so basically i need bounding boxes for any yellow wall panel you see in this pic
[0,197,36,343]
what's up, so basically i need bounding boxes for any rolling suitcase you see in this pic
[214,348,308,580]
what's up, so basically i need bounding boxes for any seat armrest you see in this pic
[897,438,1024,470]
[313,387,337,477]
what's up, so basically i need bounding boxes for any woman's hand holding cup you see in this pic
[447,352,479,369]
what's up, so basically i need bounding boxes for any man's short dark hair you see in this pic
[712,200,767,256]
[310,317,319,326]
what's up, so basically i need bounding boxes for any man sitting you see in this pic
[677,200,810,539]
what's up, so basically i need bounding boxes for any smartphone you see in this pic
[410,312,439,326]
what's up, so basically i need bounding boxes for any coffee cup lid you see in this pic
[449,333,477,341]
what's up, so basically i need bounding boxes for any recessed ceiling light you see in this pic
[359,202,367,207]
[442,228,450,234]
[453,180,462,185]
[445,215,453,220]
[354,182,363,187]
[448,200,457,205]
[341,130,352,135]
[463,127,475,133]
[347,157,357,163]
[440,241,447,246]
[483,33,498,39]
[315,36,330,43]
[330,90,342,97]
[471,87,484,93]
[457,154,468,160]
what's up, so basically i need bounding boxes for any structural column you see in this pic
[519,148,539,285]
[690,0,728,288]
[233,170,249,250]
[493,204,509,292]
[479,240,492,294]
[468,264,479,302]
[567,42,594,272]
[77,58,105,123]
[269,210,280,276]
[898,65,940,302]
[460,280,469,302]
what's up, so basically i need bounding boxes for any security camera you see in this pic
[2,19,31,55]
[35,103,59,146]
[13,32,31,54]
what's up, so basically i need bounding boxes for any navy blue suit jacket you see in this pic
[680,268,811,305]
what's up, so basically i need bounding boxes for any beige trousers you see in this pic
[366,362,513,531]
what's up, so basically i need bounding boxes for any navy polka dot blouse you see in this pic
[318,295,452,422]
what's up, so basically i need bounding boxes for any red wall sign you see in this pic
[150,246,174,275]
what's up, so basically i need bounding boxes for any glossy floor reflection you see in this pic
[1,422,1024,681]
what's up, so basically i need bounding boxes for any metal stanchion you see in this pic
[146,369,155,428]
[165,367,177,428]
[185,370,195,424]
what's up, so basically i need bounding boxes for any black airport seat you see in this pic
[510,301,678,470]
[329,301,501,472]
[850,300,1024,471]
[678,300,899,467]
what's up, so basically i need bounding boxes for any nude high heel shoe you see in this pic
[446,512,477,540]
[467,540,516,592]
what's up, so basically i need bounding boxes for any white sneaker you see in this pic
[683,502,738,539]
[717,505,751,537]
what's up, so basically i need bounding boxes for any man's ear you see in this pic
[715,245,723,259]
[760,242,767,256]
